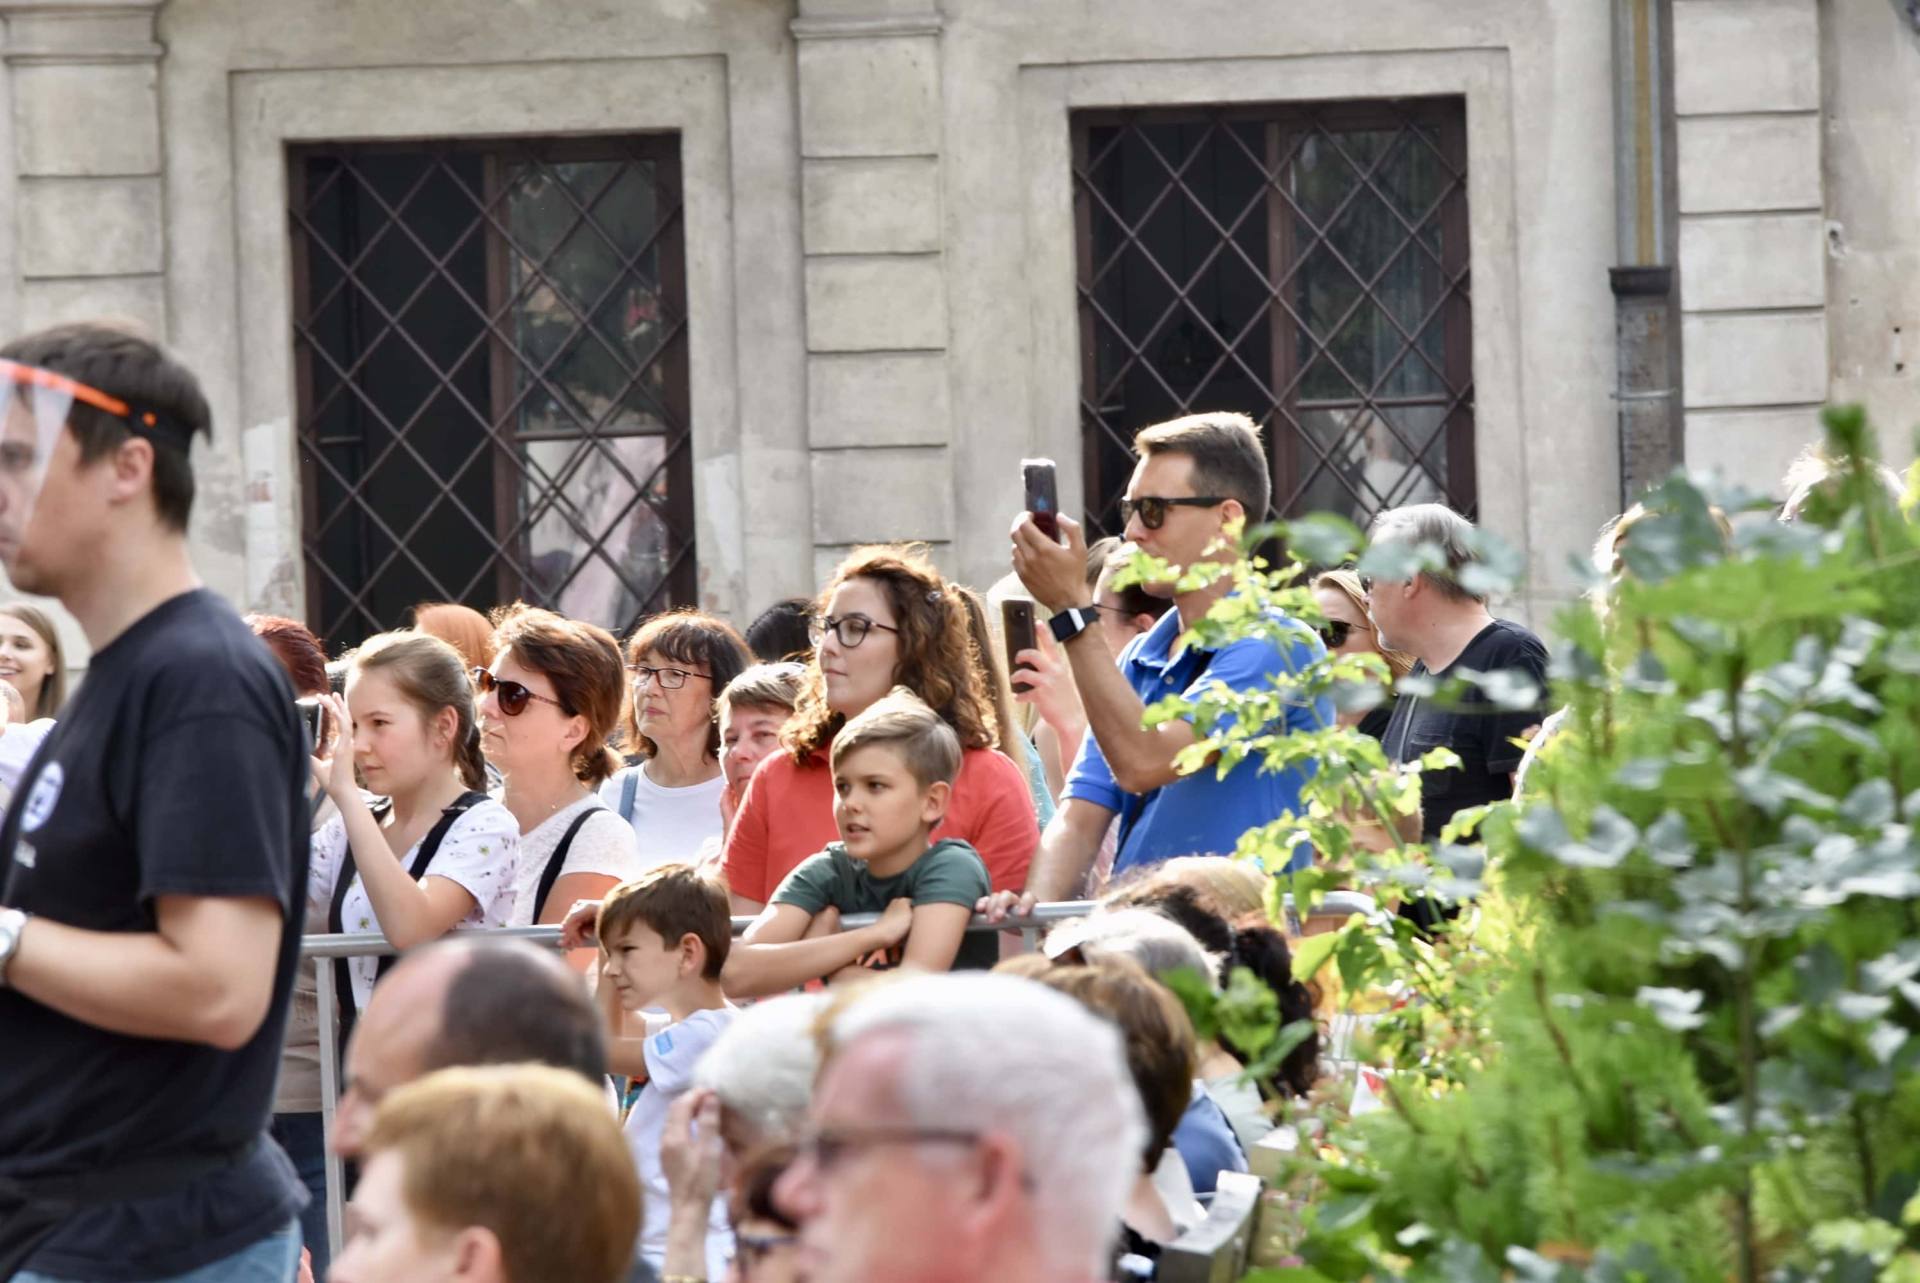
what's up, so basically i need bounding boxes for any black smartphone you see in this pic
[298,698,328,752]
[1022,458,1060,541]
[1001,599,1038,692]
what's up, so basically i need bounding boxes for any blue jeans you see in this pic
[271,1112,330,1279]
[18,1221,301,1283]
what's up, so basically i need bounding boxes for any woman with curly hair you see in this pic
[718,544,1038,911]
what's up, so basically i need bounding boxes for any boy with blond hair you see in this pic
[722,688,995,998]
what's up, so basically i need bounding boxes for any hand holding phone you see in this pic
[1001,599,1038,692]
[1022,458,1060,542]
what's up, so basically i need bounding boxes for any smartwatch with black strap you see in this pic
[1049,605,1097,645]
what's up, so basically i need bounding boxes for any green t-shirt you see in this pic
[771,837,997,971]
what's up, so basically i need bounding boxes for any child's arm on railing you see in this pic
[722,899,912,999]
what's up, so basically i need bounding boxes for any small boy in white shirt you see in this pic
[589,863,738,1278]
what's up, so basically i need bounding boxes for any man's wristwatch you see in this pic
[1049,605,1097,645]
[0,908,28,988]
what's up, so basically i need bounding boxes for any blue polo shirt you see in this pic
[1063,603,1328,876]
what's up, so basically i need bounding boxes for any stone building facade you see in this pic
[0,0,1914,663]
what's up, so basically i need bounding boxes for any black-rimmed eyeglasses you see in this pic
[1119,495,1228,530]
[808,614,901,650]
[628,663,708,691]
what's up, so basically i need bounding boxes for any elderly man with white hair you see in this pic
[1363,503,1549,847]
[773,971,1147,1283]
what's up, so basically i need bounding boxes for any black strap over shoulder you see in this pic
[534,806,602,924]
[329,790,489,1047]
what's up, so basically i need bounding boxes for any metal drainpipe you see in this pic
[1611,0,1685,507]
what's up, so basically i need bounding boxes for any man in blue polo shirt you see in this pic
[982,412,1327,920]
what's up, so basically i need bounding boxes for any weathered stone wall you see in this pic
[11,0,1901,638]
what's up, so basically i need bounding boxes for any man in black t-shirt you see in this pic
[0,324,308,1281]
[1365,503,1550,843]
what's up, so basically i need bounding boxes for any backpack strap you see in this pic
[329,789,490,1028]
[617,770,639,823]
[534,806,602,924]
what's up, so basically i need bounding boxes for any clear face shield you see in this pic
[0,359,192,591]
[0,360,82,579]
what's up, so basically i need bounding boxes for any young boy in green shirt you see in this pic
[722,688,995,998]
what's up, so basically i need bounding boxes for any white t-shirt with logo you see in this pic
[505,795,645,926]
[626,1004,737,1277]
[307,797,521,1010]
[596,765,727,867]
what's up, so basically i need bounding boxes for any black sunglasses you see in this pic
[1118,495,1229,530]
[1319,620,1353,648]
[472,667,569,717]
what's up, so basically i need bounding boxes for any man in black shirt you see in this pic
[1366,503,1550,844]
[0,324,308,1281]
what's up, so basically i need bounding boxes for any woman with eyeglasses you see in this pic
[1312,568,1414,740]
[597,609,753,865]
[307,632,521,1014]
[718,544,1037,913]
[479,605,644,944]
[661,1095,805,1283]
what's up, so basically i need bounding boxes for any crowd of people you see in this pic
[2,317,1866,1283]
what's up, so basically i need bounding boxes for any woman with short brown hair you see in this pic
[481,604,642,933]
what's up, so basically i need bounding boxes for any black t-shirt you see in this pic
[0,590,309,1279]
[1382,619,1550,841]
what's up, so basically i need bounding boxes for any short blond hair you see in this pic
[363,1064,640,1283]
[829,686,962,788]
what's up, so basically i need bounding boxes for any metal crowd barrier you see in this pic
[297,891,1379,1258]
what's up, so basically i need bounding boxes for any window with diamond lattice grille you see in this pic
[289,135,691,650]
[1073,98,1473,537]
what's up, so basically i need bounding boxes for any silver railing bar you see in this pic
[298,891,1380,961]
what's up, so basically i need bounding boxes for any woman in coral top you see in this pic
[719,544,1039,912]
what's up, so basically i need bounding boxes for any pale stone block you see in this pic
[798,36,940,157]
[1677,115,1822,213]
[1673,0,1819,115]
[1684,407,1825,497]
[804,255,949,351]
[18,275,166,336]
[1682,312,1828,408]
[13,64,161,177]
[1678,213,1826,311]
[803,157,942,255]
[809,446,953,544]
[17,177,163,277]
[808,352,951,447]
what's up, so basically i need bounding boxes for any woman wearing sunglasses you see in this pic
[479,605,644,941]
[598,610,753,865]
[719,544,1037,913]
[1312,569,1414,740]
[307,633,521,1014]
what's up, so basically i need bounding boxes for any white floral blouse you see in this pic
[307,797,521,1011]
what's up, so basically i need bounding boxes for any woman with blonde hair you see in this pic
[719,544,1038,912]
[0,601,66,720]
[1312,568,1414,740]
[955,584,1056,829]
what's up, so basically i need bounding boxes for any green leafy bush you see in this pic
[1141,407,1920,1283]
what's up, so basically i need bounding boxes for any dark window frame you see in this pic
[1071,97,1473,536]
[288,132,693,649]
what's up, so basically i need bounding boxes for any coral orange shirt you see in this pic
[719,745,1038,905]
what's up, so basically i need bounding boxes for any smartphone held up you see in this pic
[1022,458,1060,542]
[1000,599,1038,693]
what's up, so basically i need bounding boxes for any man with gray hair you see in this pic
[1364,503,1549,844]
[774,971,1147,1283]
